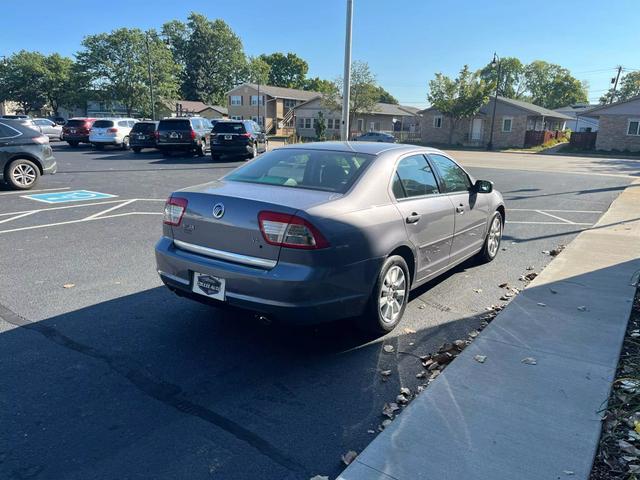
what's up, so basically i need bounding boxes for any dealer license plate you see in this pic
[192,272,225,301]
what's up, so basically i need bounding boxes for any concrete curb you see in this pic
[338,180,640,480]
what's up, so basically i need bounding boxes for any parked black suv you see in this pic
[156,117,211,156]
[130,121,158,153]
[0,119,56,190]
[210,120,267,161]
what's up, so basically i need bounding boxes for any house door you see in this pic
[471,118,483,140]
[357,119,364,132]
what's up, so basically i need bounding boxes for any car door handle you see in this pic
[456,204,465,214]
[406,212,421,224]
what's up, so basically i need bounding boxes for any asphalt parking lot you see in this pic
[0,143,633,479]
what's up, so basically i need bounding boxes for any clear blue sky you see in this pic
[1,0,638,107]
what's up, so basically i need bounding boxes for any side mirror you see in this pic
[474,179,493,193]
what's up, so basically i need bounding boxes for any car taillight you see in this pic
[258,211,329,250]
[190,129,197,140]
[32,135,49,144]
[107,127,118,133]
[163,197,188,226]
[240,132,251,138]
[154,131,160,140]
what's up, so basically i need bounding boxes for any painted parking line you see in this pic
[0,187,71,196]
[22,190,117,204]
[0,198,165,217]
[509,208,604,214]
[0,212,162,235]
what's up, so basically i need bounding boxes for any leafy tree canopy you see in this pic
[0,50,48,114]
[258,52,309,89]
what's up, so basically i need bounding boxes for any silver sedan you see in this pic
[155,142,505,333]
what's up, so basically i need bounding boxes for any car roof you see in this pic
[276,141,447,157]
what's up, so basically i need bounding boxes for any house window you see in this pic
[231,115,242,120]
[627,119,640,136]
[334,119,341,129]
[250,95,264,106]
[230,95,242,106]
[284,99,297,109]
[502,117,513,133]
[304,118,312,129]
[327,118,333,129]
[433,115,443,128]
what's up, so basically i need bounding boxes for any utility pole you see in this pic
[145,32,156,120]
[610,66,623,104]
[341,0,353,141]
[487,52,501,151]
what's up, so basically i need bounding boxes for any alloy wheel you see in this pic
[379,265,406,324]
[487,215,502,257]
[11,163,37,187]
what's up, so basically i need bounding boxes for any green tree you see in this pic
[600,71,640,104]
[524,60,587,109]
[303,76,335,94]
[314,111,327,140]
[163,13,246,105]
[41,54,75,116]
[427,65,491,144]
[77,28,179,117]
[245,57,271,85]
[259,52,308,89]
[0,51,47,115]
[372,85,398,104]
[478,56,526,99]
[324,61,380,134]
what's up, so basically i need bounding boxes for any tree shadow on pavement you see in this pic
[0,285,484,480]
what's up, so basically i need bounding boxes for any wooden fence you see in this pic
[569,131,597,150]
[524,130,567,147]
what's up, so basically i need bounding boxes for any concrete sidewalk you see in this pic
[339,180,640,480]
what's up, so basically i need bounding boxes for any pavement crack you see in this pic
[0,302,306,475]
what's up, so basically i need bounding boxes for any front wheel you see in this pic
[477,211,503,263]
[121,136,130,151]
[248,143,257,159]
[358,255,410,334]
[5,159,40,190]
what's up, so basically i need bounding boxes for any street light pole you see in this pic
[487,52,501,151]
[341,0,353,141]
[145,32,156,121]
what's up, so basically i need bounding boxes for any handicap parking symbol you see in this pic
[22,190,118,204]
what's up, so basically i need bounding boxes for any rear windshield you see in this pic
[213,122,246,134]
[132,122,156,133]
[93,120,114,128]
[158,119,191,130]
[225,149,373,193]
[65,120,86,127]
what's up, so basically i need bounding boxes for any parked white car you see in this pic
[33,118,63,141]
[89,118,138,150]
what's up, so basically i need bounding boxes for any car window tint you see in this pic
[0,123,20,138]
[132,123,156,133]
[394,154,440,198]
[191,119,201,129]
[158,119,191,130]
[94,120,114,128]
[213,122,246,134]
[118,121,129,127]
[429,154,471,193]
[226,149,373,193]
[392,172,406,198]
[65,120,85,128]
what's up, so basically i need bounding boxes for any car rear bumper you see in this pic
[155,236,380,324]
[90,137,122,145]
[63,134,90,142]
[130,140,157,148]
[211,144,253,155]
[157,142,197,150]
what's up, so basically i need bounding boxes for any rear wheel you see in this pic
[121,136,130,151]
[5,159,40,190]
[477,211,503,263]
[358,255,409,335]
[248,143,257,160]
[68,141,79,147]
[196,142,205,157]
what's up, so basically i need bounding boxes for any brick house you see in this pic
[226,83,319,135]
[582,96,640,152]
[161,100,228,120]
[420,96,571,148]
[292,96,420,139]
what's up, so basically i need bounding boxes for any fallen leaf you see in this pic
[427,362,440,371]
[630,464,640,473]
[63,283,75,289]
[521,357,537,365]
[383,345,395,353]
[542,250,550,255]
[310,476,329,480]
[418,304,426,310]
[396,394,409,404]
[550,289,558,294]
[498,282,508,288]
[341,450,358,466]
[474,288,483,293]
[380,419,392,429]
[562,471,574,476]
[403,327,416,334]
[474,355,487,363]
[380,370,392,377]
[526,265,535,271]
[408,342,415,346]
[453,339,466,349]
[537,302,546,307]
[382,402,400,418]
[416,371,427,379]
[367,429,375,434]
[399,387,411,396]
[577,306,588,311]
[469,330,479,338]
[635,420,640,434]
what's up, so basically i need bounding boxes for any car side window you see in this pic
[0,123,19,138]
[118,121,128,127]
[429,154,471,193]
[393,154,440,199]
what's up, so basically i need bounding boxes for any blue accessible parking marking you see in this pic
[22,190,118,204]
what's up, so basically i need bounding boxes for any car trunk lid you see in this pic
[169,180,341,266]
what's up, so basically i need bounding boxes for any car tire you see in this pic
[196,142,205,157]
[248,143,257,160]
[358,255,410,335]
[93,143,104,150]
[211,154,221,162]
[5,159,40,190]
[121,136,130,151]
[477,211,503,263]
[161,149,171,157]
[132,147,141,154]
[68,141,79,147]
